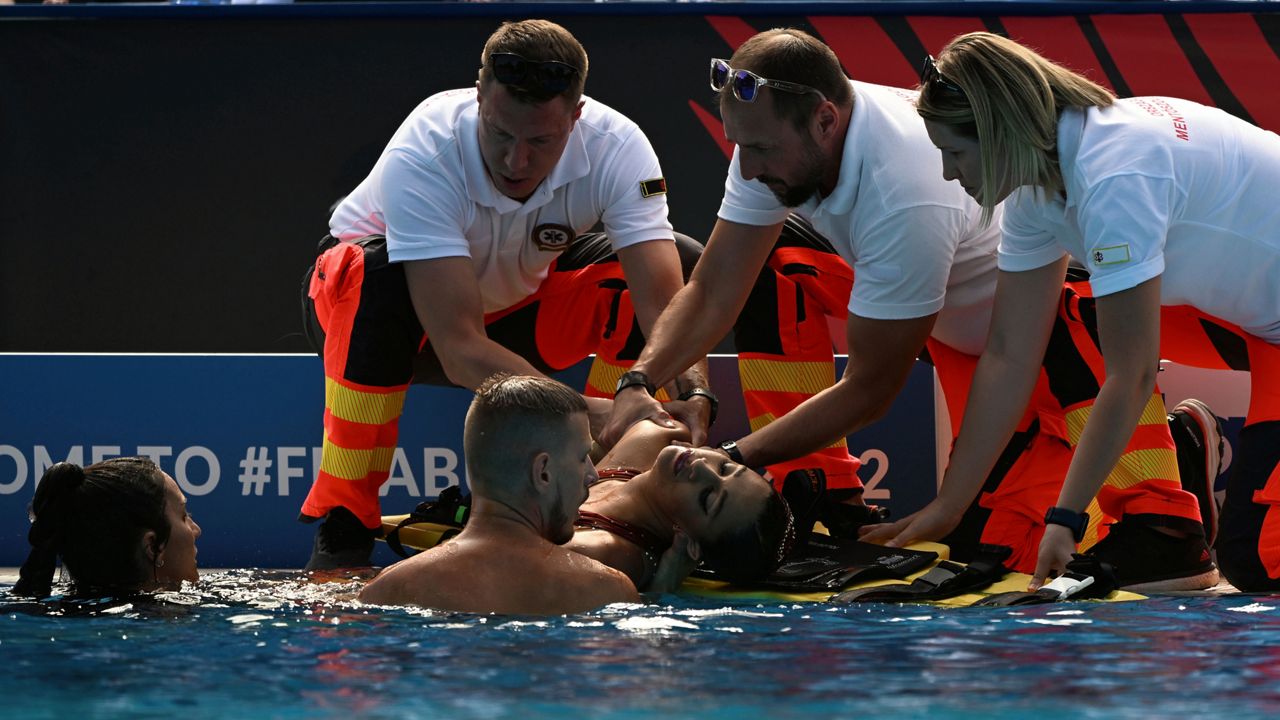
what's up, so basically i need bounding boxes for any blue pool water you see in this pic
[2,571,1278,719]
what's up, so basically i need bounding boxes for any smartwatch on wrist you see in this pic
[1044,506,1090,543]
[718,439,745,465]
[614,370,656,397]
[677,387,719,426]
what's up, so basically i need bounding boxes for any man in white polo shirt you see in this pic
[603,28,1213,587]
[299,19,711,569]
[604,27,1001,525]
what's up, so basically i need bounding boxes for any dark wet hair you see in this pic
[722,28,853,130]
[478,19,589,104]
[700,488,796,584]
[13,457,170,598]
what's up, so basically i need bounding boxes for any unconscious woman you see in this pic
[569,413,795,593]
[12,457,202,599]
[910,31,1280,591]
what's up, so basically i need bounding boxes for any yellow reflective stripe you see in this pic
[738,359,833,395]
[586,358,627,397]
[1064,405,1089,445]
[748,411,777,433]
[1104,448,1180,491]
[1079,498,1106,550]
[748,412,847,449]
[1138,394,1170,425]
[325,378,406,426]
[370,446,396,474]
[585,357,669,400]
[1064,393,1168,446]
[320,437,396,480]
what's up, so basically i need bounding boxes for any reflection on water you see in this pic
[2,570,1278,719]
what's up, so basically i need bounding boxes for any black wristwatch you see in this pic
[1044,506,1090,543]
[677,387,719,426]
[614,370,656,397]
[718,439,745,465]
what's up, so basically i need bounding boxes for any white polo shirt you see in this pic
[1001,97,1280,343]
[718,80,1000,355]
[330,89,674,313]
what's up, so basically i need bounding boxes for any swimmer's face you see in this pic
[546,412,597,544]
[476,81,583,202]
[154,473,200,586]
[650,446,773,545]
[924,119,1013,206]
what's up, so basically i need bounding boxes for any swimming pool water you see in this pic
[2,570,1278,719]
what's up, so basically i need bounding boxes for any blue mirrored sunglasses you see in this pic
[709,58,827,103]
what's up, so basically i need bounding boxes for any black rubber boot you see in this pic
[305,506,378,570]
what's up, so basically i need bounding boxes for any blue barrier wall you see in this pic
[0,354,938,568]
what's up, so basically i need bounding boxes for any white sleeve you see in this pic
[716,147,791,227]
[1075,174,1172,297]
[998,188,1069,272]
[380,148,473,264]
[597,127,674,250]
[847,206,963,320]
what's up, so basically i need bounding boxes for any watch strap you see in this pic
[614,370,656,397]
[677,387,718,425]
[1044,506,1090,543]
[718,439,745,465]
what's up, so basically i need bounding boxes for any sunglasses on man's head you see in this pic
[919,54,965,96]
[489,52,580,97]
[709,58,827,103]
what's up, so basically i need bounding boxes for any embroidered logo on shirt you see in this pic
[1091,245,1131,266]
[639,178,667,198]
[532,223,574,252]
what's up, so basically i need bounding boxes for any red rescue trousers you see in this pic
[739,218,1203,573]
[298,233,697,529]
[1161,306,1280,591]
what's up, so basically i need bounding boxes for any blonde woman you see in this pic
[909,32,1280,592]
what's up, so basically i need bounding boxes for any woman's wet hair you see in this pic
[13,457,170,598]
[699,487,797,584]
[916,31,1114,221]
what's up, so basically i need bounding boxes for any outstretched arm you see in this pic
[733,312,935,469]
[862,258,1069,547]
[1030,275,1162,589]
[601,219,783,447]
[405,256,545,388]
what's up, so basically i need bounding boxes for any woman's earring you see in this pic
[155,558,165,568]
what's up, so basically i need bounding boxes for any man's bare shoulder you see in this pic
[543,546,641,608]
[357,534,638,614]
[357,545,460,607]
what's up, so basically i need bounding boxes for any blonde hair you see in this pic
[917,32,1114,219]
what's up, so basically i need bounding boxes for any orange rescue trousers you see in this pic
[740,218,1204,574]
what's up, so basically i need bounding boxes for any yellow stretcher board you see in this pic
[379,515,1145,606]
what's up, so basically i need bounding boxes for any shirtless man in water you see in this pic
[359,374,638,613]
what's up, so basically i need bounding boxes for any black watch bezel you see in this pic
[718,439,745,465]
[1044,506,1090,543]
[677,387,719,426]
[614,370,656,397]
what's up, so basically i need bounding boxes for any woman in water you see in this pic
[13,457,202,598]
